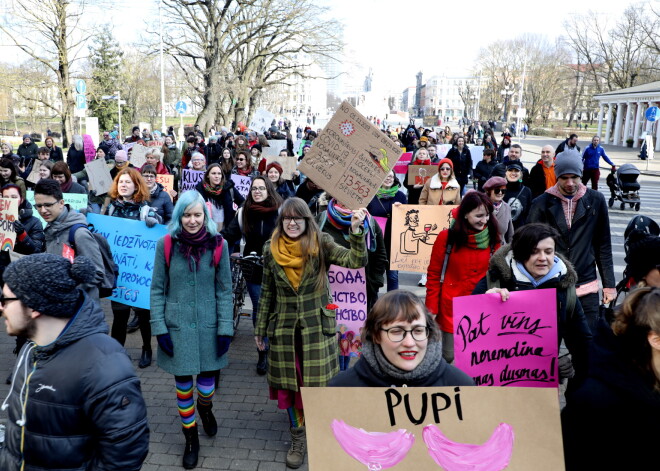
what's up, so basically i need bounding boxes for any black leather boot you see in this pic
[256,349,268,376]
[197,400,217,437]
[138,348,152,369]
[182,425,199,469]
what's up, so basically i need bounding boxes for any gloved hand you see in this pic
[611,165,616,172]
[157,334,174,357]
[145,216,158,228]
[89,189,97,197]
[558,354,575,381]
[217,335,232,357]
[12,220,24,235]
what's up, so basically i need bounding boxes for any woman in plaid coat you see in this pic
[255,197,368,469]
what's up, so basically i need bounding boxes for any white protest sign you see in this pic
[249,108,275,133]
[84,158,112,196]
[180,169,205,193]
[231,174,252,199]
[129,144,149,168]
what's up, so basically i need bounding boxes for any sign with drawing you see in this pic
[406,165,438,185]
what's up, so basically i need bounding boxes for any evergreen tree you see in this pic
[88,31,125,132]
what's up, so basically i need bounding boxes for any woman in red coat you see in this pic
[425,191,500,363]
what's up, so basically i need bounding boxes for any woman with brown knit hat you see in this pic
[266,161,295,200]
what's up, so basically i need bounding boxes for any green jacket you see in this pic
[255,232,367,391]
[150,237,233,376]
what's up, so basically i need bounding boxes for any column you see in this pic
[613,102,624,146]
[604,103,613,144]
[633,101,644,142]
[597,103,604,137]
[623,102,634,143]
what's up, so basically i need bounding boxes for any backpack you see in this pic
[68,223,119,298]
[163,234,224,268]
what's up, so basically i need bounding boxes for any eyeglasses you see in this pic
[34,201,59,210]
[380,326,430,342]
[283,217,305,225]
[0,295,20,308]
[493,188,506,195]
[236,158,246,161]
[440,167,452,172]
[143,174,156,179]
[251,186,267,192]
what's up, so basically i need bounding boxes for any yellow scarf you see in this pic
[270,235,306,290]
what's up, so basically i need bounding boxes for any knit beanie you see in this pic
[554,149,583,177]
[483,176,507,192]
[3,254,95,318]
[22,134,30,140]
[438,158,453,169]
[114,150,128,162]
[266,161,283,175]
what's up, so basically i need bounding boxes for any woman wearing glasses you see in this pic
[195,163,244,233]
[141,164,174,224]
[483,176,514,244]
[419,158,461,206]
[254,197,368,469]
[231,150,260,177]
[329,290,473,387]
[222,176,282,375]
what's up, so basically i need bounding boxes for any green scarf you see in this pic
[467,227,491,249]
[376,184,399,199]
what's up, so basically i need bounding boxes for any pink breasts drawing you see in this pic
[422,422,515,471]
[331,419,415,470]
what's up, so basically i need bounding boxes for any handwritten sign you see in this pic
[329,266,367,359]
[302,387,564,471]
[248,107,275,133]
[129,144,149,168]
[389,204,455,273]
[180,169,205,193]
[265,156,297,180]
[87,213,168,309]
[156,174,174,193]
[26,192,89,228]
[406,165,438,185]
[231,174,252,198]
[453,289,559,388]
[85,158,112,196]
[147,139,164,148]
[299,101,403,210]
[393,151,413,174]
[0,198,19,250]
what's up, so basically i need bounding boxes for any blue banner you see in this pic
[87,213,168,309]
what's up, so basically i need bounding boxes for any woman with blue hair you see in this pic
[150,190,233,469]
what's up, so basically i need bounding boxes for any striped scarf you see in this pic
[326,199,376,252]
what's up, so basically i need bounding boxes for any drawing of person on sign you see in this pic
[400,209,437,254]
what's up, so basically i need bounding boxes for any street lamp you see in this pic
[101,91,126,141]
[500,85,514,123]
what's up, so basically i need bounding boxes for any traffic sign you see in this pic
[175,101,187,115]
[76,79,87,94]
[646,106,658,122]
[515,108,527,119]
[76,94,87,110]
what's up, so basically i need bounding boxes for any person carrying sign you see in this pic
[472,223,592,383]
[254,197,368,469]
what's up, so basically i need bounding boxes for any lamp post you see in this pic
[500,85,514,123]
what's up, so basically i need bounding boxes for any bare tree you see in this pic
[0,0,90,146]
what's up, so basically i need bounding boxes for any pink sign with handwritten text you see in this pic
[329,265,367,358]
[453,289,558,388]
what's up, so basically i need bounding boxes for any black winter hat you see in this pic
[3,254,96,318]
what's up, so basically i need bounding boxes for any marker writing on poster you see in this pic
[385,387,463,427]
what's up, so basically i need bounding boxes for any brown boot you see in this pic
[286,426,306,469]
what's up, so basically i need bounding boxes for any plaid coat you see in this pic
[255,231,367,391]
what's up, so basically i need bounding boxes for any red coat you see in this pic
[425,229,498,333]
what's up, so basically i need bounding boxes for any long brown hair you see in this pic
[220,147,235,176]
[242,176,282,233]
[109,167,150,203]
[271,197,327,291]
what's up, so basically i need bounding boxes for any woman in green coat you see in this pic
[254,196,368,469]
[150,190,233,469]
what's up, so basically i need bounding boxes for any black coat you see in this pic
[561,318,660,470]
[555,138,580,155]
[66,145,86,173]
[473,160,496,191]
[0,293,150,470]
[48,146,64,162]
[527,188,615,289]
[446,146,473,185]
[14,201,45,255]
[529,161,550,198]
[366,189,407,258]
[149,183,174,224]
[503,181,532,229]
[275,180,296,200]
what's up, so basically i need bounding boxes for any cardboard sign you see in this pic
[329,266,367,358]
[265,156,297,180]
[26,163,42,184]
[302,386,564,471]
[393,151,413,174]
[87,213,168,309]
[298,101,403,210]
[406,165,438,185]
[231,174,252,198]
[84,158,112,196]
[373,216,387,234]
[389,204,456,273]
[0,198,19,250]
[26,192,89,228]
[249,107,275,133]
[129,144,149,168]
[180,169,205,193]
[453,290,559,388]
[156,174,174,193]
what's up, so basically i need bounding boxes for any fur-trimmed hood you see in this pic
[487,244,578,289]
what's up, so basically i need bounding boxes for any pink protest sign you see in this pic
[393,152,413,174]
[453,289,559,388]
[373,216,387,234]
[329,265,367,359]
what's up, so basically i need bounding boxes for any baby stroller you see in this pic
[606,163,641,211]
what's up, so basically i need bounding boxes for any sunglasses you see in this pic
[440,167,452,171]
[493,188,506,195]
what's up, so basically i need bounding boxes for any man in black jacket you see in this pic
[0,253,149,470]
[555,133,580,155]
[528,149,616,330]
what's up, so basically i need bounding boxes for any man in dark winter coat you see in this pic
[99,130,123,159]
[555,133,580,155]
[528,149,616,330]
[0,254,149,471]
[529,145,556,198]
[16,134,38,160]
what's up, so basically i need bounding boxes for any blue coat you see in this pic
[582,144,614,170]
[150,236,233,376]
